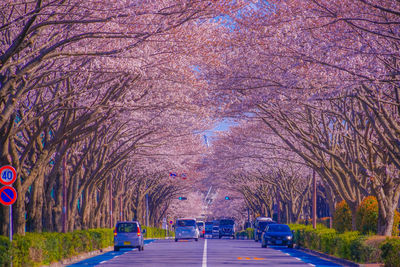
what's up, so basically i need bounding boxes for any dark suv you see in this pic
[219,219,235,239]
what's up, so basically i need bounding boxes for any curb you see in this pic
[297,247,383,267]
[42,238,163,267]
[43,246,114,267]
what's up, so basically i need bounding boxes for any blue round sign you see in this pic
[0,186,17,206]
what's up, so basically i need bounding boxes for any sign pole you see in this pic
[10,205,12,267]
[9,204,12,242]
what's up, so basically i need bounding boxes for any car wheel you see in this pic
[195,238,198,241]
[262,243,267,248]
[114,246,120,251]
[288,244,293,248]
[175,238,178,242]
[219,235,222,239]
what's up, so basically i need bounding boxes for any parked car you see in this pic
[219,218,235,239]
[205,221,213,238]
[175,218,200,242]
[113,221,145,251]
[261,224,294,248]
[197,221,205,237]
[254,217,275,242]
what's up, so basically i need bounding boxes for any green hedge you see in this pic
[380,238,400,267]
[235,228,254,239]
[0,226,171,267]
[143,226,173,238]
[8,229,113,267]
[290,224,400,265]
[0,236,11,267]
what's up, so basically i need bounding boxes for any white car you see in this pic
[175,218,200,242]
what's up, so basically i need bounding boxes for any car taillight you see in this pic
[114,228,117,236]
[137,227,141,236]
[203,230,205,234]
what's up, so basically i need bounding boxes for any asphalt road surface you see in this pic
[70,238,343,267]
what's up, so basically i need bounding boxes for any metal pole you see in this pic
[109,181,113,228]
[62,149,67,233]
[9,205,12,241]
[120,196,122,221]
[277,192,280,223]
[145,194,149,226]
[10,204,12,267]
[312,170,317,229]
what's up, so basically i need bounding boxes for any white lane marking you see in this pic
[202,239,207,267]
[309,264,316,267]
[100,260,107,264]
[295,257,301,260]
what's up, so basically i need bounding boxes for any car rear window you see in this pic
[116,223,138,233]
[205,222,213,226]
[176,220,196,227]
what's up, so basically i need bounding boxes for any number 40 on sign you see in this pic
[0,166,17,185]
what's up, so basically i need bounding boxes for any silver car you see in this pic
[175,218,200,242]
[114,221,146,251]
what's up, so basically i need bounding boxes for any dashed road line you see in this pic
[202,239,207,267]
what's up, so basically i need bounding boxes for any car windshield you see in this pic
[176,220,196,227]
[205,222,213,226]
[197,222,204,227]
[268,224,291,232]
[212,226,219,230]
[220,219,234,225]
[116,223,138,233]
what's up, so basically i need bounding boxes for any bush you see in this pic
[356,196,400,236]
[333,200,352,233]
[143,226,172,239]
[380,238,400,267]
[0,236,11,267]
[245,228,254,239]
[356,196,378,234]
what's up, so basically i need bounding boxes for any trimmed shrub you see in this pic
[380,238,400,267]
[356,196,378,234]
[356,196,400,236]
[333,200,352,233]
[143,226,172,239]
[0,236,11,267]
[245,228,254,239]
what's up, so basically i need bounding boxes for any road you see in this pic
[69,238,343,267]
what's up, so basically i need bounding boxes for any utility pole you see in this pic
[62,141,67,233]
[109,180,113,228]
[312,170,317,229]
[145,194,149,226]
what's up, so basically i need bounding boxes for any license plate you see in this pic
[124,241,131,245]
[275,240,282,244]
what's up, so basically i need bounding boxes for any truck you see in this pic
[218,218,235,239]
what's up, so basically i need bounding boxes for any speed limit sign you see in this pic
[0,166,17,185]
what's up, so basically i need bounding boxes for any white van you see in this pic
[254,217,275,242]
[174,218,200,242]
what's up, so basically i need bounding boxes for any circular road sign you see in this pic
[0,186,17,206]
[0,166,17,185]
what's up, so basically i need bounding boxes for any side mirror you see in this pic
[142,229,146,234]
[172,224,175,229]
